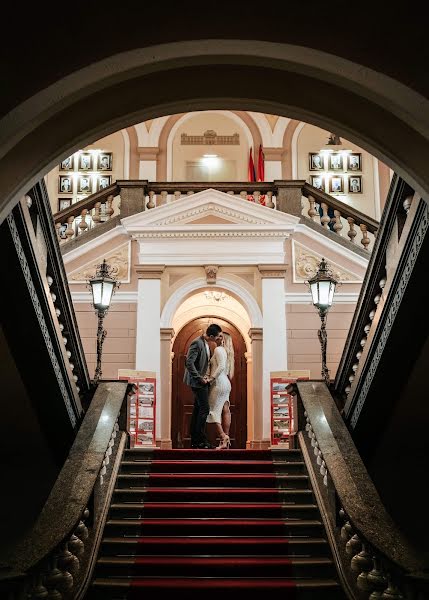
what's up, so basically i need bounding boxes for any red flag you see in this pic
[248,147,256,182]
[257,144,265,182]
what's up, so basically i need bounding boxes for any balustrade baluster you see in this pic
[266,191,275,208]
[105,195,114,219]
[360,223,370,251]
[347,217,357,243]
[65,216,75,241]
[307,195,317,221]
[333,210,343,235]
[320,203,331,228]
[92,202,101,225]
[147,190,155,209]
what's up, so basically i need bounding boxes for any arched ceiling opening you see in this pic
[0,40,428,223]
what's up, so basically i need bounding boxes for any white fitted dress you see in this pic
[206,346,231,423]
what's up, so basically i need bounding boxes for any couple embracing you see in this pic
[183,323,234,449]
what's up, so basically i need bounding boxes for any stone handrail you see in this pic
[53,179,379,253]
[0,380,132,600]
[295,380,429,599]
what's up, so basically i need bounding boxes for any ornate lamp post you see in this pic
[88,260,120,385]
[307,258,338,386]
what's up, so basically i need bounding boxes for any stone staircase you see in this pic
[88,448,345,598]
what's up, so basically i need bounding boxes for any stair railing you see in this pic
[292,380,429,600]
[334,175,420,414]
[0,381,133,600]
[53,179,378,254]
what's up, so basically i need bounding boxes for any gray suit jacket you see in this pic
[183,336,210,388]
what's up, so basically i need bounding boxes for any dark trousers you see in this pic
[190,385,210,445]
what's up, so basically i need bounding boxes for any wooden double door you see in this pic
[172,318,247,448]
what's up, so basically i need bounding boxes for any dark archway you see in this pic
[1,39,428,223]
[172,317,247,449]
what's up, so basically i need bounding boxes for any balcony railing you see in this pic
[53,180,378,254]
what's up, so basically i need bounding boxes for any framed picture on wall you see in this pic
[309,152,324,171]
[97,152,113,171]
[329,175,344,193]
[58,198,72,211]
[310,175,325,191]
[59,156,74,171]
[97,175,111,191]
[58,175,73,193]
[348,175,362,193]
[78,152,93,171]
[77,175,92,194]
[347,153,362,171]
[329,153,343,170]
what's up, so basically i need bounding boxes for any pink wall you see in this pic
[74,303,137,379]
[287,303,355,378]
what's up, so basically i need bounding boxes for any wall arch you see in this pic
[160,276,263,338]
[1,40,428,222]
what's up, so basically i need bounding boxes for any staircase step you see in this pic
[109,501,319,519]
[116,473,309,488]
[124,448,303,461]
[104,517,324,537]
[119,459,305,474]
[100,535,332,556]
[112,486,314,503]
[95,555,337,578]
[91,576,344,599]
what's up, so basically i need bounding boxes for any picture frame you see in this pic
[329,175,344,193]
[97,152,113,171]
[58,198,72,212]
[329,152,343,171]
[58,224,68,239]
[78,152,93,171]
[59,156,74,171]
[58,175,73,194]
[77,175,92,194]
[347,153,362,171]
[97,175,111,191]
[348,175,362,193]
[310,175,325,191]
[309,152,324,171]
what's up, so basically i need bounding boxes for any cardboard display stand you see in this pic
[118,369,156,447]
[270,370,310,448]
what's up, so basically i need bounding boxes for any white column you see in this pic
[160,327,175,449]
[259,266,288,442]
[138,147,159,182]
[135,266,165,444]
[248,328,264,449]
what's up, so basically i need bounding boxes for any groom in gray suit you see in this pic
[184,323,222,448]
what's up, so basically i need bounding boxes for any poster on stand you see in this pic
[270,370,310,448]
[118,369,156,447]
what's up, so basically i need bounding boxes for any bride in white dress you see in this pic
[206,332,235,449]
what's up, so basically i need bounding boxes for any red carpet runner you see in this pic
[89,448,344,599]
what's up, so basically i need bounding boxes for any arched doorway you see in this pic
[172,317,247,449]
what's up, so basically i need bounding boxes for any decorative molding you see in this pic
[135,265,165,279]
[7,212,77,426]
[294,223,369,267]
[160,327,175,341]
[138,146,160,160]
[350,202,429,428]
[68,242,131,283]
[62,224,127,264]
[258,264,288,278]
[249,327,263,341]
[181,130,239,145]
[204,265,218,284]
[134,230,291,239]
[292,240,363,283]
[160,276,263,328]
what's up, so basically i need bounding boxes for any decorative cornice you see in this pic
[160,327,175,340]
[138,147,160,160]
[135,265,165,279]
[71,291,138,303]
[292,240,363,283]
[258,264,288,278]
[134,230,291,239]
[68,242,130,283]
[249,327,263,341]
